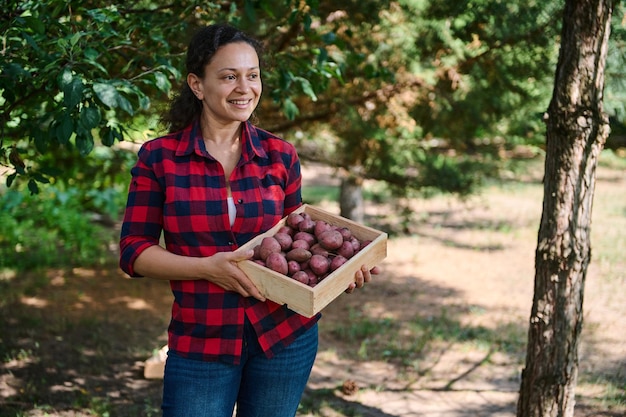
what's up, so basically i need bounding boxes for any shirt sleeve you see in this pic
[119,143,165,277]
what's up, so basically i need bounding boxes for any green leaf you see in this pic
[63,77,84,108]
[321,31,337,44]
[283,98,299,120]
[317,47,329,66]
[70,32,83,47]
[22,16,46,35]
[6,173,17,188]
[80,106,101,129]
[154,71,171,93]
[294,77,317,101]
[57,114,74,145]
[27,179,39,195]
[84,48,108,74]
[137,93,150,110]
[76,131,94,156]
[58,67,73,88]
[84,48,99,60]
[101,127,115,146]
[4,63,30,79]
[32,172,50,184]
[117,94,134,116]
[244,0,257,21]
[22,33,41,53]
[33,129,48,153]
[93,82,119,108]
[114,126,125,141]
[279,69,294,90]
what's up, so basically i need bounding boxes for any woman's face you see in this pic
[191,42,262,125]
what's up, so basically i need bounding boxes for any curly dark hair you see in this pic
[161,23,264,133]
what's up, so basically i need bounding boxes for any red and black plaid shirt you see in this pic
[119,120,319,364]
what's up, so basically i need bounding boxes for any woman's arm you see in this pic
[132,245,265,301]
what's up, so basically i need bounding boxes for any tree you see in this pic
[256,0,566,219]
[0,0,200,192]
[517,0,617,416]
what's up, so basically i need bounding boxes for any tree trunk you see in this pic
[339,174,364,223]
[517,1,614,416]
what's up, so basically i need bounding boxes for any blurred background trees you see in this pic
[1,0,625,268]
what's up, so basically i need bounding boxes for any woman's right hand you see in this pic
[133,246,265,301]
[203,250,266,302]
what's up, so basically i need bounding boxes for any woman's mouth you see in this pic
[230,99,252,106]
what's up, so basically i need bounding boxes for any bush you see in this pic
[0,186,120,271]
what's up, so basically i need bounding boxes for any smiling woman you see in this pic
[117,23,377,417]
[188,42,262,130]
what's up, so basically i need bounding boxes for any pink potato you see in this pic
[253,244,261,259]
[303,269,318,285]
[291,239,310,250]
[286,248,312,262]
[298,217,316,233]
[277,225,295,237]
[330,255,348,271]
[258,236,282,260]
[337,227,352,241]
[293,231,316,247]
[291,270,310,285]
[336,241,355,259]
[356,239,372,253]
[309,243,329,257]
[286,212,305,229]
[273,232,293,251]
[349,236,361,252]
[309,254,330,276]
[287,260,301,276]
[265,252,288,276]
[313,220,332,238]
[318,230,343,251]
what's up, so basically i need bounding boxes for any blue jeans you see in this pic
[161,321,318,417]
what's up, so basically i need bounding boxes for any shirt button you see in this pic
[237,199,243,204]
[228,241,234,246]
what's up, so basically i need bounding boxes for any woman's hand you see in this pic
[202,250,266,301]
[345,265,380,293]
[132,246,265,301]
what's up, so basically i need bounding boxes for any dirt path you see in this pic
[301,163,626,417]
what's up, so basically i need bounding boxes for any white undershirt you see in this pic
[227,197,236,227]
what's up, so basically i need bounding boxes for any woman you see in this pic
[119,23,376,417]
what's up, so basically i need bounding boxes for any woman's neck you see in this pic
[200,114,243,145]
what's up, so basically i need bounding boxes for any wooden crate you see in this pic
[237,204,387,317]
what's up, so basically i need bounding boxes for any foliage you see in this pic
[1,0,194,190]
[0,185,118,270]
[3,1,624,191]
[1,0,583,196]
[0,0,356,191]
[259,0,569,198]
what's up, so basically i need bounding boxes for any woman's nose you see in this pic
[236,79,250,92]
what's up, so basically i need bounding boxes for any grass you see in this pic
[326,305,527,372]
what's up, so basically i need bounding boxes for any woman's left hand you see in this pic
[345,265,380,293]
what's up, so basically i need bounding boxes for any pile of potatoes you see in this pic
[251,211,371,287]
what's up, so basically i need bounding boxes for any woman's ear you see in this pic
[187,73,203,100]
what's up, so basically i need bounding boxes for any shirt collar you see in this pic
[175,120,268,161]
